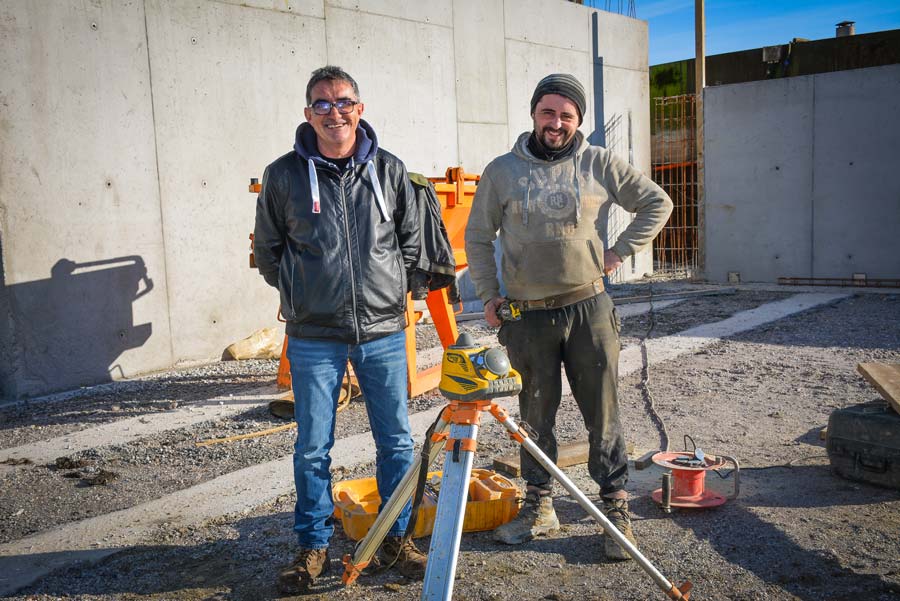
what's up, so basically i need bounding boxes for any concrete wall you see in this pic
[0,0,652,398]
[704,64,900,283]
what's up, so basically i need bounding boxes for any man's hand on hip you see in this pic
[603,250,623,275]
[484,296,505,328]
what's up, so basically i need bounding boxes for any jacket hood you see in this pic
[292,119,390,223]
[293,118,379,165]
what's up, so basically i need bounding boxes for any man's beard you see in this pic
[539,126,574,150]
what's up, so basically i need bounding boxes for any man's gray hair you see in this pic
[305,66,361,105]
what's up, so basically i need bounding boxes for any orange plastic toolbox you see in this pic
[332,469,520,540]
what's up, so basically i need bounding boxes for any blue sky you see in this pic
[586,1,900,65]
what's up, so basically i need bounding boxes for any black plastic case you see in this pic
[827,401,900,490]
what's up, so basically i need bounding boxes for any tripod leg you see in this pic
[342,414,450,585]
[422,422,478,601]
[492,407,692,601]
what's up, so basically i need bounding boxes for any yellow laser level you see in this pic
[437,333,522,402]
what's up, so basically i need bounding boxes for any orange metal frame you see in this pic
[252,167,480,397]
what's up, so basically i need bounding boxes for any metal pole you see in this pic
[496,411,692,600]
[695,0,706,278]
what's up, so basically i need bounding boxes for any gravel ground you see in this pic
[2,284,900,600]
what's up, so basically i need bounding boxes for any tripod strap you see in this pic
[385,411,442,568]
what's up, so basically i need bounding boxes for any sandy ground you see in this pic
[1,283,899,601]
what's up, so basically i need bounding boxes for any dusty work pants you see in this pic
[498,292,628,497]
[286,330,414,549]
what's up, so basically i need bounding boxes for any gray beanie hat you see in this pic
[530,73,586,124]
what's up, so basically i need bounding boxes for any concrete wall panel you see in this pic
[704,78,816,283]
[594,11,647,71]
[216,0,324,19]
[596,65,654,282]
[811,65,900,279]
[0,0,173,396]
[704,65,900,283]
[457,123,510,174]
[452,0,506,125]
[327,0,452,27]
[145,0,326,362]
[503,0,590,53]
[326,6,458,174]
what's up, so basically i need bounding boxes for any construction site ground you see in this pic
[2,282,899,601]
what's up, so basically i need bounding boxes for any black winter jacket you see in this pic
[254,120,420,343]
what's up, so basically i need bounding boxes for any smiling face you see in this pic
[303,79,364,159]
[531,93,579,150]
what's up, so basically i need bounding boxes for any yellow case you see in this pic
[332,469,521,540]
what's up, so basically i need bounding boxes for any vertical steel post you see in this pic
[695,0,706,277]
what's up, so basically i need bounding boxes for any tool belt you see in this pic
[514,278,605,311]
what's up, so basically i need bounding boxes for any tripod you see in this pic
[341,336,692,600]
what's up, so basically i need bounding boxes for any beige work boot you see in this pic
[277,547,330,593]
[493,491,560,545]
[602,498,637,561]
[381,536,428,580]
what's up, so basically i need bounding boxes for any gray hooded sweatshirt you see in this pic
[465,130,673,303]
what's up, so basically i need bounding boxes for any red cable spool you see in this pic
[651,451,740,509]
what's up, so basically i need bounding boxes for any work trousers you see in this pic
[498,292,628,497]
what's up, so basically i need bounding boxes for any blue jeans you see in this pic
[286,330,414,549]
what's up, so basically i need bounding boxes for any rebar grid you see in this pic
[651,94,699,277]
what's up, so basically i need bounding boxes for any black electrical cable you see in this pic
[639,282,670,452]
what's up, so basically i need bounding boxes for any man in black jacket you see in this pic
[254,66,425,592]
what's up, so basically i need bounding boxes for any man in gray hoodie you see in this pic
[465,73,672,560]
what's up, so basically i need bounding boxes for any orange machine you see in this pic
[250,167,479,397]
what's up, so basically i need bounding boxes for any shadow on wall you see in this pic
[1,255,154,399]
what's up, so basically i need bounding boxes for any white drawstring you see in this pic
[573,154,582,225]
[366,161,391,222]
[523,163,532,225]
[307,158,320,214]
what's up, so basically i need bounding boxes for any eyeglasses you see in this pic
[309,99,359,115]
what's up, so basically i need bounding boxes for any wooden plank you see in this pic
[492,440,635,478]
[858,363,900,414]
[634,450,658,471]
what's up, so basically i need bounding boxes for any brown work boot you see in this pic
[277,547,330,593]
[493,490,560,545]
[602,498,637,561]
[381,536,428,580]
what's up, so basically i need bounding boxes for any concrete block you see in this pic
[328,0,452,27]
[453,0,507,125]
[504,39,592,145]
[504,0,591,52]
[215,0,324,19]
[325,6,458,174]
[145,0,324,362]
[593,10,647,71]
[457,123,509,175]
[811,65,900,279]
[0,0,173,396]
[704,77,815,283]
